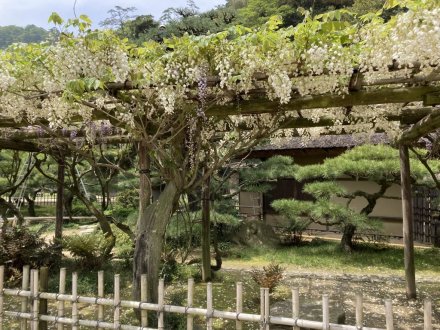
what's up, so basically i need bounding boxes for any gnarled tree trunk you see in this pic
[132,181,179,304]
[341,223,356,252]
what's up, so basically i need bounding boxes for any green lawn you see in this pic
[224,240,440,277]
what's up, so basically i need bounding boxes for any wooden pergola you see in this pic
[1,64,440,300]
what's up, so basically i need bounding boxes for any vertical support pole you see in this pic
[206,282,213,330]
[201,174,212,282]
[97,271,104,329]
[31,269,39,330]
[399,145,417,299]
[0,265,4,330]
[424,299,432,330]
[141,274,148,327]
[158,279,164,330]
[114,274,120,329]
[21,265,30,330]
[187,278,194,330]
[322,294,329,330]
[55,156,65,244]
[57,268,66,330]
[72,272,78,330]
[292,288,300,330]
[38,267,48,330]
[356,292,363,329]
[30,270,34,330]
[385,299,394,330]
[264,288,270,330]
[236,282,243,330]
[260,288,265,330]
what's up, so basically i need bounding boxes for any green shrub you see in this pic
[63,232,113,269]
[71,200,92,216]
[109,205,134,221]
[159,260,200,284]
[250,263,285,292]
[164,289,187,329]
[115,188,139,209]
[113,226,134,266]
[0,227,59,283]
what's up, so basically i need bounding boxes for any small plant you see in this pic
[63,232,113,269]
[113,226,134,267]
[250,262,285,292]
[0,227,59,283]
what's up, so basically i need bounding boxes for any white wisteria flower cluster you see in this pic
[0,3,438,148]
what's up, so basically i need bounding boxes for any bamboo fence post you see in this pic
[385,299,394,330]
[206,282,213,330]
[30,270,34,329]
[31,269,40,330]
[264,288,270,330]
[97,270,104,329]
[39,267,48,330]
[260,288,265,330]
[158,279,164,330]
[187,278,194,330]
[424,299,432,330]
[141,274,148,327]
[57,268,66,330]
[21,265,30,330]
[356,292,363,328]
[114,274,120,329]
[0,265,4,330]
[322,294,329,330]
[292,288,300,330]
[236,282,243,330]
[72,272,78,330]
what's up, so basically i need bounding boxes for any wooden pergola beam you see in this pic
[206,86,440,116]
[399,107,440,144]
[0,138,43,152]
[1,86,439,129]
[2,107,437,143]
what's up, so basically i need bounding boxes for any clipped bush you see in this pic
[0,227,59,282]
[63,232,113,269]
[250,263,285,292]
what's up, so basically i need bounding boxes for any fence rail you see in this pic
[0,266,434,330]
[9,194,117,207]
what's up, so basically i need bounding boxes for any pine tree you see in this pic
[269,144,440,251]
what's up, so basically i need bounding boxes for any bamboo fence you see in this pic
[0,265,434,330]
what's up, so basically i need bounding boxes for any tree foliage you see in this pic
[0,25,51,49]
[271,144,440,251]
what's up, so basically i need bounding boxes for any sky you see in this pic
[0,0,227,28]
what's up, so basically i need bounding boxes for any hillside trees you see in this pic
[236,0,354,27]
[0,25,51,49]
[272,145,440,251]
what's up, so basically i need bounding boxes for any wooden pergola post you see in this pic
[399,144,417,299]
[201,173,212,282]
[55,156,65,244]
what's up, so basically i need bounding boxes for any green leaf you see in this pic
[66,79,86,95]
[79,15,92,24]
[48,12,64,25]
[84,78,102,91]
[265,15,283,31]
[383,0,401,9]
